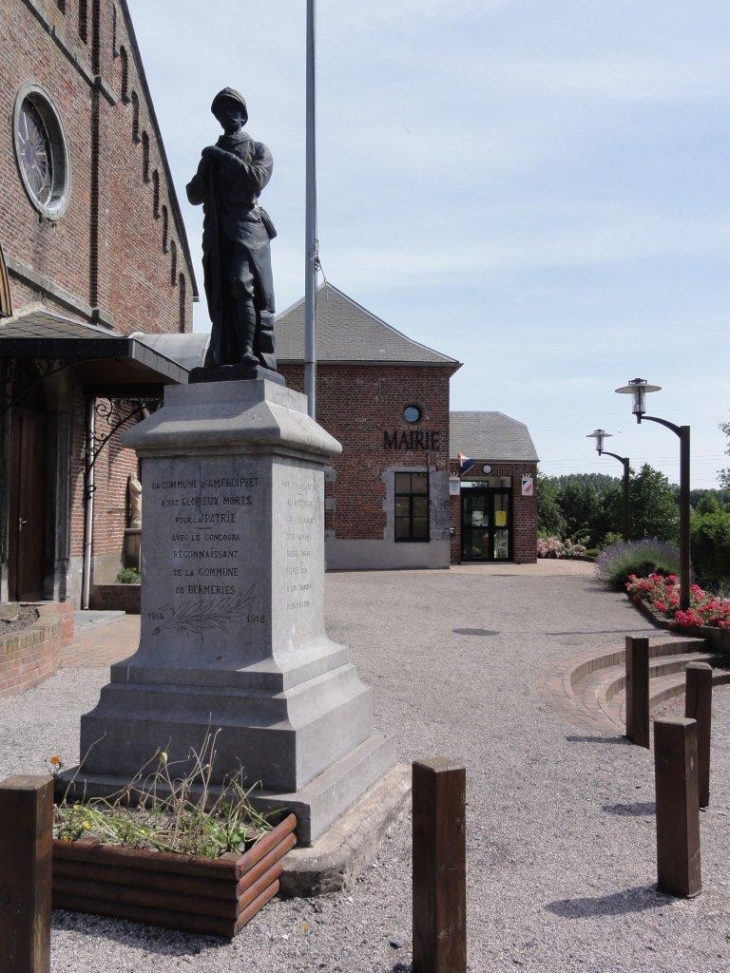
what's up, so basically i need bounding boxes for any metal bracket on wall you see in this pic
[83,395,161,472]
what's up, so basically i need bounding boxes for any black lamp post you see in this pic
[586,428,630,542]
[615,378,690,611]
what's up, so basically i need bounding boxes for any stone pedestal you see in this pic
[74,379,394,843]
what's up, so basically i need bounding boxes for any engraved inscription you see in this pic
[281,471,317,612]
[152,585,257,636]
[146,472,267,632]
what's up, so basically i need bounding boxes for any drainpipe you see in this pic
[81,395,95,609]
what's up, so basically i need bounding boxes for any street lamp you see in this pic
[615,378,690,611]
[586,428,630,541]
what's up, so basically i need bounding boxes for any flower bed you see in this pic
[626,573,730,650]
[52,813,297,938]
[537,537,588,559]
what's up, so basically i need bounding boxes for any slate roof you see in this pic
[275,282,461,367]
[0,306,123,339]
[449,412,539,462]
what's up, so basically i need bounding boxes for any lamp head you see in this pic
[586,428,611,454]
[615,377,661,419]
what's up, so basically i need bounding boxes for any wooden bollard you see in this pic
[412,759,466,973]
[685,662,712,808]
[0,775,54,973]
[625,635,650,748]
[654,718,701,898]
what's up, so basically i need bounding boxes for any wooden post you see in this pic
[685,662,712,808]
[412,759,466,973]
[0,775,54,973]
[654,718,701,898]
[625,636,650,748]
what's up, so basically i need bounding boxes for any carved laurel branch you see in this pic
[152,583,258,637]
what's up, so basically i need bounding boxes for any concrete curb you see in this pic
[280,763,411,897]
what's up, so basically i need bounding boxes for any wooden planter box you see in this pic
[89,583,141,614]
[52,813,297,938]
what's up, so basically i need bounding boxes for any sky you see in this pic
[127,0,730,489]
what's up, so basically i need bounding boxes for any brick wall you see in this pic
[66,386,140,564]
[0,602,73,697]
[1,0,193,333]
[2,1,197,600]
[280,363,454,543]
[0,4,94,308]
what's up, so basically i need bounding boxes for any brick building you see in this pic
[0,0,199,607]
[277,283,539,568]
[449,412,538,564]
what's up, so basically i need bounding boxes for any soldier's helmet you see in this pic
[211,88,248,125]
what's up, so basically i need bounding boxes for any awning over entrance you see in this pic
[0,309,210,606]
[0,308,209,393]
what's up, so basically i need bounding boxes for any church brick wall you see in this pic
[1,0,193,334]
[2,0,196,603]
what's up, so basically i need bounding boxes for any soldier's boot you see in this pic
[238,303,259,365]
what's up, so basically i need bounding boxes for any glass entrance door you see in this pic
[460,488,511,561]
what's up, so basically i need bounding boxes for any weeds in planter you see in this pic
[46,754,64,778]
[54,730,273,858]
[115,566,140,584]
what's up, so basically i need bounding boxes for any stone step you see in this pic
[649,666,730,716]
[568,636,706,704]
[576,649,723,731]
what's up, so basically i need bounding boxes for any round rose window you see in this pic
[14,85,70,220]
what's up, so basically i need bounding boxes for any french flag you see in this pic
[458,452,474,475]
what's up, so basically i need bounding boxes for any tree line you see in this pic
[537,466,730,583]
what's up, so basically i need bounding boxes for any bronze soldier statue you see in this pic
[187,88,280,380]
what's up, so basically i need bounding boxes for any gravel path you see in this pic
[1,563,729,972]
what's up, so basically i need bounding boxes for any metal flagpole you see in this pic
[304,0,318,419]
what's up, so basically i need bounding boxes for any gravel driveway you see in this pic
[1,561,728,972]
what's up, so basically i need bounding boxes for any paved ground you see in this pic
[1,560,729,972]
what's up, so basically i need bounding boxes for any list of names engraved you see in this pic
[282,469,318,612]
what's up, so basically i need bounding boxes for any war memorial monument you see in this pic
[72,89,398,847]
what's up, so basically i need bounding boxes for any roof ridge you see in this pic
[323,284,460,363]
[276,281,460,365]
[451,410,529,427]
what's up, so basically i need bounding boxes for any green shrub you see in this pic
[116,567,140,584]
[595,539,681,591]
[691,510,730,586]
[600,531,623,549]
